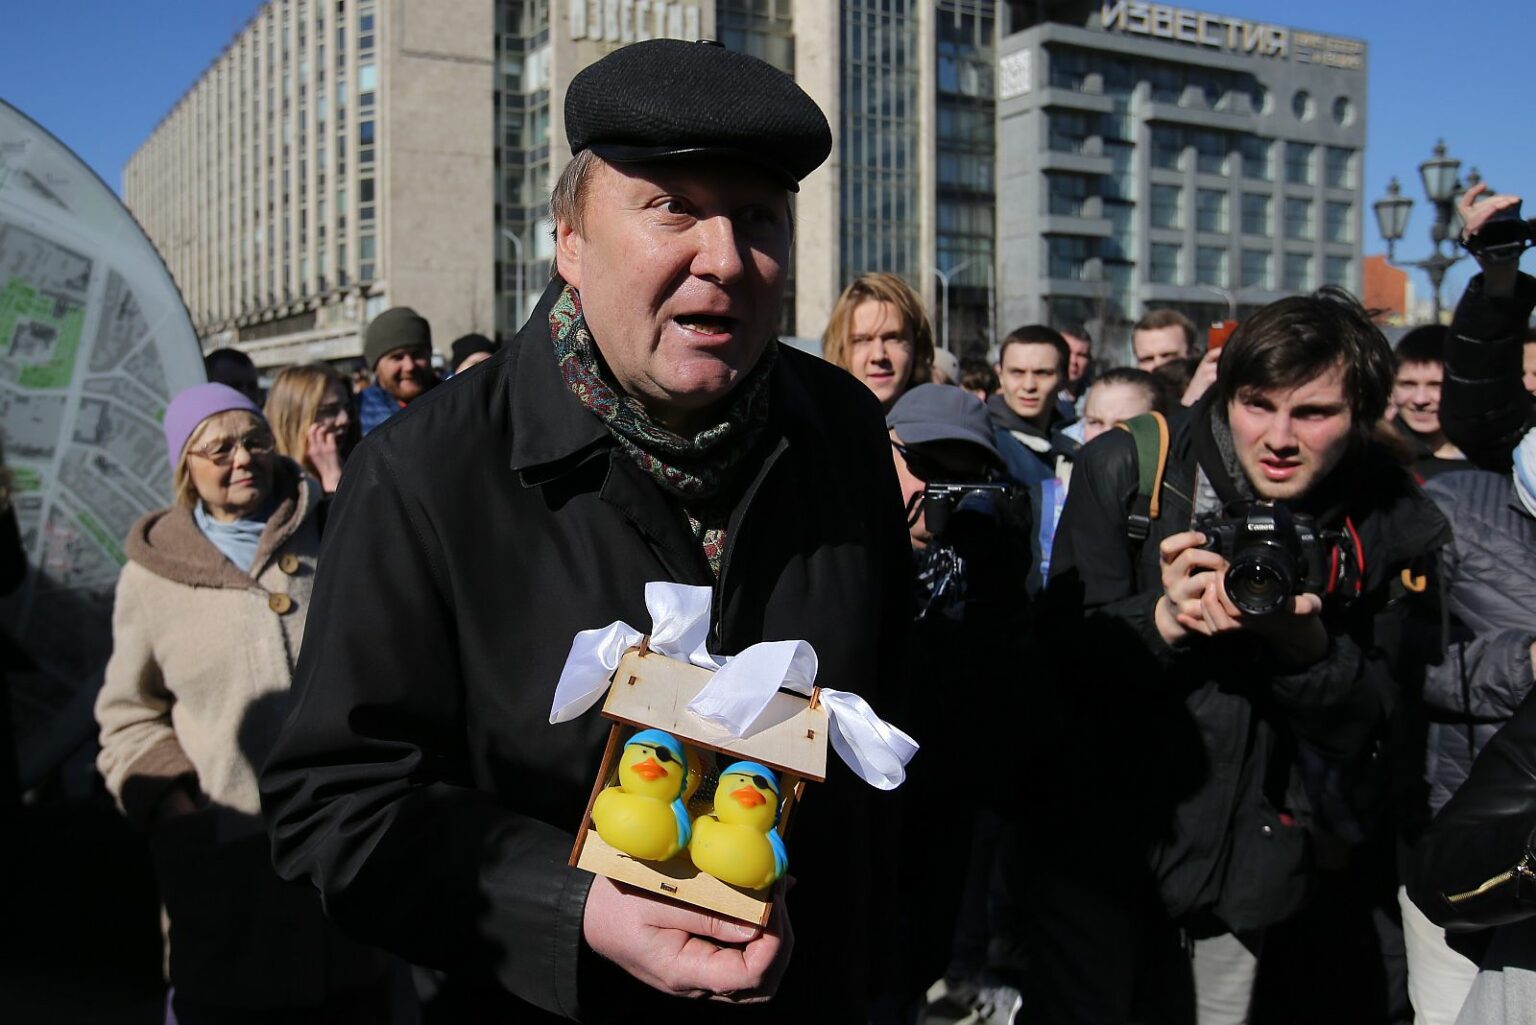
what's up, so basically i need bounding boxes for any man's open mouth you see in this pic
[675,314,736,335]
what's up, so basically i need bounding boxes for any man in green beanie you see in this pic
[358,306,438,435]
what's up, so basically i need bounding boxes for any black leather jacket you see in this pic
[1442,271,1536,471]
[1409,685,1536,931]
[1041,397,1448,931]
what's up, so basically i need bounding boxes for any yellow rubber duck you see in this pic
[690,760,787,891]
[592,729,691,862]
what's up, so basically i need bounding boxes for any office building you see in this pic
[996,0,1367,360]
[125,1,1007,366]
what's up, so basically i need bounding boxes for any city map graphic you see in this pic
[0,100,203,782]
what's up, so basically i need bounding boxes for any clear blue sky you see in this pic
[3,1,1530,301]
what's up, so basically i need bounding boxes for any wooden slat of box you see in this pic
[602,648,828,781]
[575,830,774,926]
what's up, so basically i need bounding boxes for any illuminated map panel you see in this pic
[0,100,203,781]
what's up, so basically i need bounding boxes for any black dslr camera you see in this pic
[1196,502,1350,617]
[1461,199,1536,264]
[922,482,1015,540]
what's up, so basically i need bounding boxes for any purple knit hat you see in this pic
[163,383,264,472]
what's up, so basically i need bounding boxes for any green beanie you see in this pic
[364,307,431,370]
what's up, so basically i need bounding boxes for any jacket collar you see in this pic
[507,276,614,483]
[505,275,807,482]
[986,392,1070,442]
[124,458,316,588]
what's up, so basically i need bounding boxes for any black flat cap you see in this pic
[565,39,831,192]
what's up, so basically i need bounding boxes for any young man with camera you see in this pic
[1030,288,1450,1024]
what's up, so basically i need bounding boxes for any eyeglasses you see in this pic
[189,433,275,465]
[314,401,348,422]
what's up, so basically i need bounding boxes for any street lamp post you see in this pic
[500,226,526,324]
[1372,140,1485,323]
[928,258,974,354]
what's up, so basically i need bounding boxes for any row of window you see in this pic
[1047,173,1353,244]
[1046,45,1356,128]
[1047,237,1351,292]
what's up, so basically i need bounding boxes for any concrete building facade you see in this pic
[996,0,1367,363]
[126,0,1005,366]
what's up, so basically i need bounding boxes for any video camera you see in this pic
[1461,199,1536,264]
[1196,502,1355,617]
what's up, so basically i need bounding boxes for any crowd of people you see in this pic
[7,35,1535,1025]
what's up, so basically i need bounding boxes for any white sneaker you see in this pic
[962,983,1022,1025]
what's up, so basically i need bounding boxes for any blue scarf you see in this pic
[194,502,271,573]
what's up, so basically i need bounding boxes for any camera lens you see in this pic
[1225,542,1296,617]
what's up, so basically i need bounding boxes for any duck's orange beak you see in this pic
[731,786,767,808]
[632,757,666,781]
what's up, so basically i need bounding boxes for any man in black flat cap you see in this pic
[262,39,911,1022]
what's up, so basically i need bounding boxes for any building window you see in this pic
[1292,90,1314,121]
[1149,242,1181,284]
[1324,201,1353,244]
[1099,110,1133,143]
[1325,147,1354,190]
[1332,96,1354,126]
[1285,142,1314,185]
[1195,189,1227,233]
[1189,70,1225,109]
[1151,126,1184,170]
[1284,197,1313,241]
[1241,249,1271,288]
[1195,246,1227,287]
[1102,200,1134,261]
[1241,193,1270,236]
[1048,173,1093,217]
[1283,252,1312,291]
[1194,131,1227,175]
[1150,64,1182,104]
[1049,47,1091,91]
[1325,254,1352,287]
[1103,141,1134,199]
[1048,235,1092,280]
[1240,136,1272,181]
[1048,111,1091,154]
[1150,185,1182,229]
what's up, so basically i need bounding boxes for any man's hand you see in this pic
[1458,182,1523,295]
[1198,573,1329,667]
[1180,347,1221,407]
[582,875,793,1003]
[1155,530,1223,646]
[306,421,345,493]
[1156,530,1328,665]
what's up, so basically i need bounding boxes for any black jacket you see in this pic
[1442,271,1536,471]
[1040,398,1448,930]
[1409,681,1536,932]
[260,279,913,1022]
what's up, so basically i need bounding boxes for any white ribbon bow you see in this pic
[548,582,918,790]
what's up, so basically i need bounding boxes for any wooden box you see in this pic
[570,642,829,925]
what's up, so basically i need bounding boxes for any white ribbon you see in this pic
[547,582,918,790]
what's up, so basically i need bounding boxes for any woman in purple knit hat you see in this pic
[93,383,404,1023]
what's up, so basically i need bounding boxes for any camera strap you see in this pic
[1117,411,1171,542]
